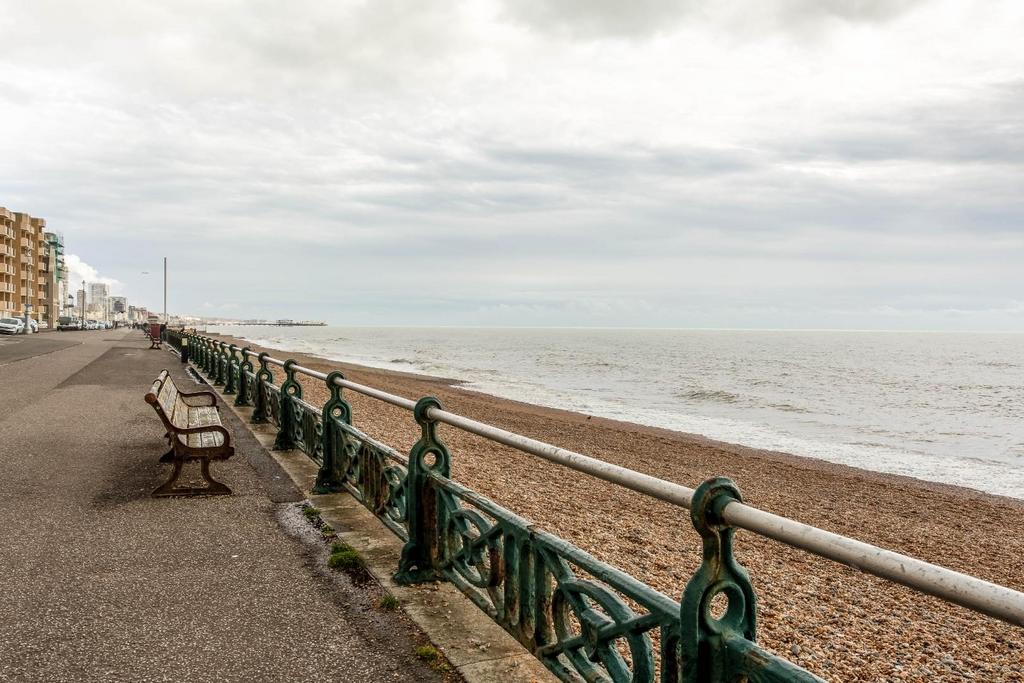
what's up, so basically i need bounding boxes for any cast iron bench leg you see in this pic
[152,459,187,497]
[152,458,232,497]
[200,459,232,496]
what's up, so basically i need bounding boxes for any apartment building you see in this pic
[0,208,14,317]
[16,211,46,323]
[42,231,68,325]
[89,281,109,312]
[0,207,15,317]
[0,207,68,325]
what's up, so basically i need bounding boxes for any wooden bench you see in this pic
[145,369,234,496]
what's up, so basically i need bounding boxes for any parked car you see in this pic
[37,320,48,330]
[85,320,99,330]
[0,317,25,335]
[57,316,81,331]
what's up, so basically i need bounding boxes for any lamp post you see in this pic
[81,279,86,328]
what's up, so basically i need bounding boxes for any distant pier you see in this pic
[236,320,327,327]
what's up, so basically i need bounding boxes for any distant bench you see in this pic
[145,370,234,496]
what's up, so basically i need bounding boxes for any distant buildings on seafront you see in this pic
[1,204,151,327]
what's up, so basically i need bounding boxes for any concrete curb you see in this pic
[216,394,557,683]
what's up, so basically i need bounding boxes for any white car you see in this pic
[0,317,25,335]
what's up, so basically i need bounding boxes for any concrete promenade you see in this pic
[0,330,448,682]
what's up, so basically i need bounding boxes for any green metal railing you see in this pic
[179,332,1024,682]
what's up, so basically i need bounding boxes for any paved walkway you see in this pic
[0,330,446,682]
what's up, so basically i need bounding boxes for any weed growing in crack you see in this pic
[378,594,400,611]
[328,541,363,570]
[414,644,451,672]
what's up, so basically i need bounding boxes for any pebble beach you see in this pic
[211,334,1024,682]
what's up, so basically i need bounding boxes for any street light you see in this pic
[138,260,167,323]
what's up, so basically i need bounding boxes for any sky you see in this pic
[0,0,1021,329]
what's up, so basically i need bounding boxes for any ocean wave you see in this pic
[389,358,416,364]
[978,360,1019,369]
[768,402,812,414]
[679,388,743,404]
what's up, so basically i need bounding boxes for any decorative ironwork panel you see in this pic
[291,397,324,464]
[324,419,409,540]
[240,370,257,406]
[430,473,674,682]
[265,384,282,427]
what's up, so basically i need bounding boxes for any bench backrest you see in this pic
[145,370,188,431]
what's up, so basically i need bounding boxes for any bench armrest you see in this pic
[178,390,218,407]
[175,424,232,445]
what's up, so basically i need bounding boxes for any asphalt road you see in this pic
[0,332,80,366]
[0,330,447,682]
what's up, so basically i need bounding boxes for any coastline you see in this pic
[209,332,1024,681]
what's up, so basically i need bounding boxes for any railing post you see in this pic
[210,342,224,386]
[208,339,217,376]
[198,337,208,372]
[313,370,352,493]
[681,477,776,682]
[273,359,301,450]
[395,396,450,585]
[235,347,253,407]
[200,337,209,374]
[251,352,272,424]
[207,338,216,375]
[219,343,231,386]
[223,344,239,395]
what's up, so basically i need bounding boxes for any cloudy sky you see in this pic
[0,0,1021,329]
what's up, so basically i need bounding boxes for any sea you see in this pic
[208,326,1024,500]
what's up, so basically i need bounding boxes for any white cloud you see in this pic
[64,254,121,293]
[0,0,1022,328]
